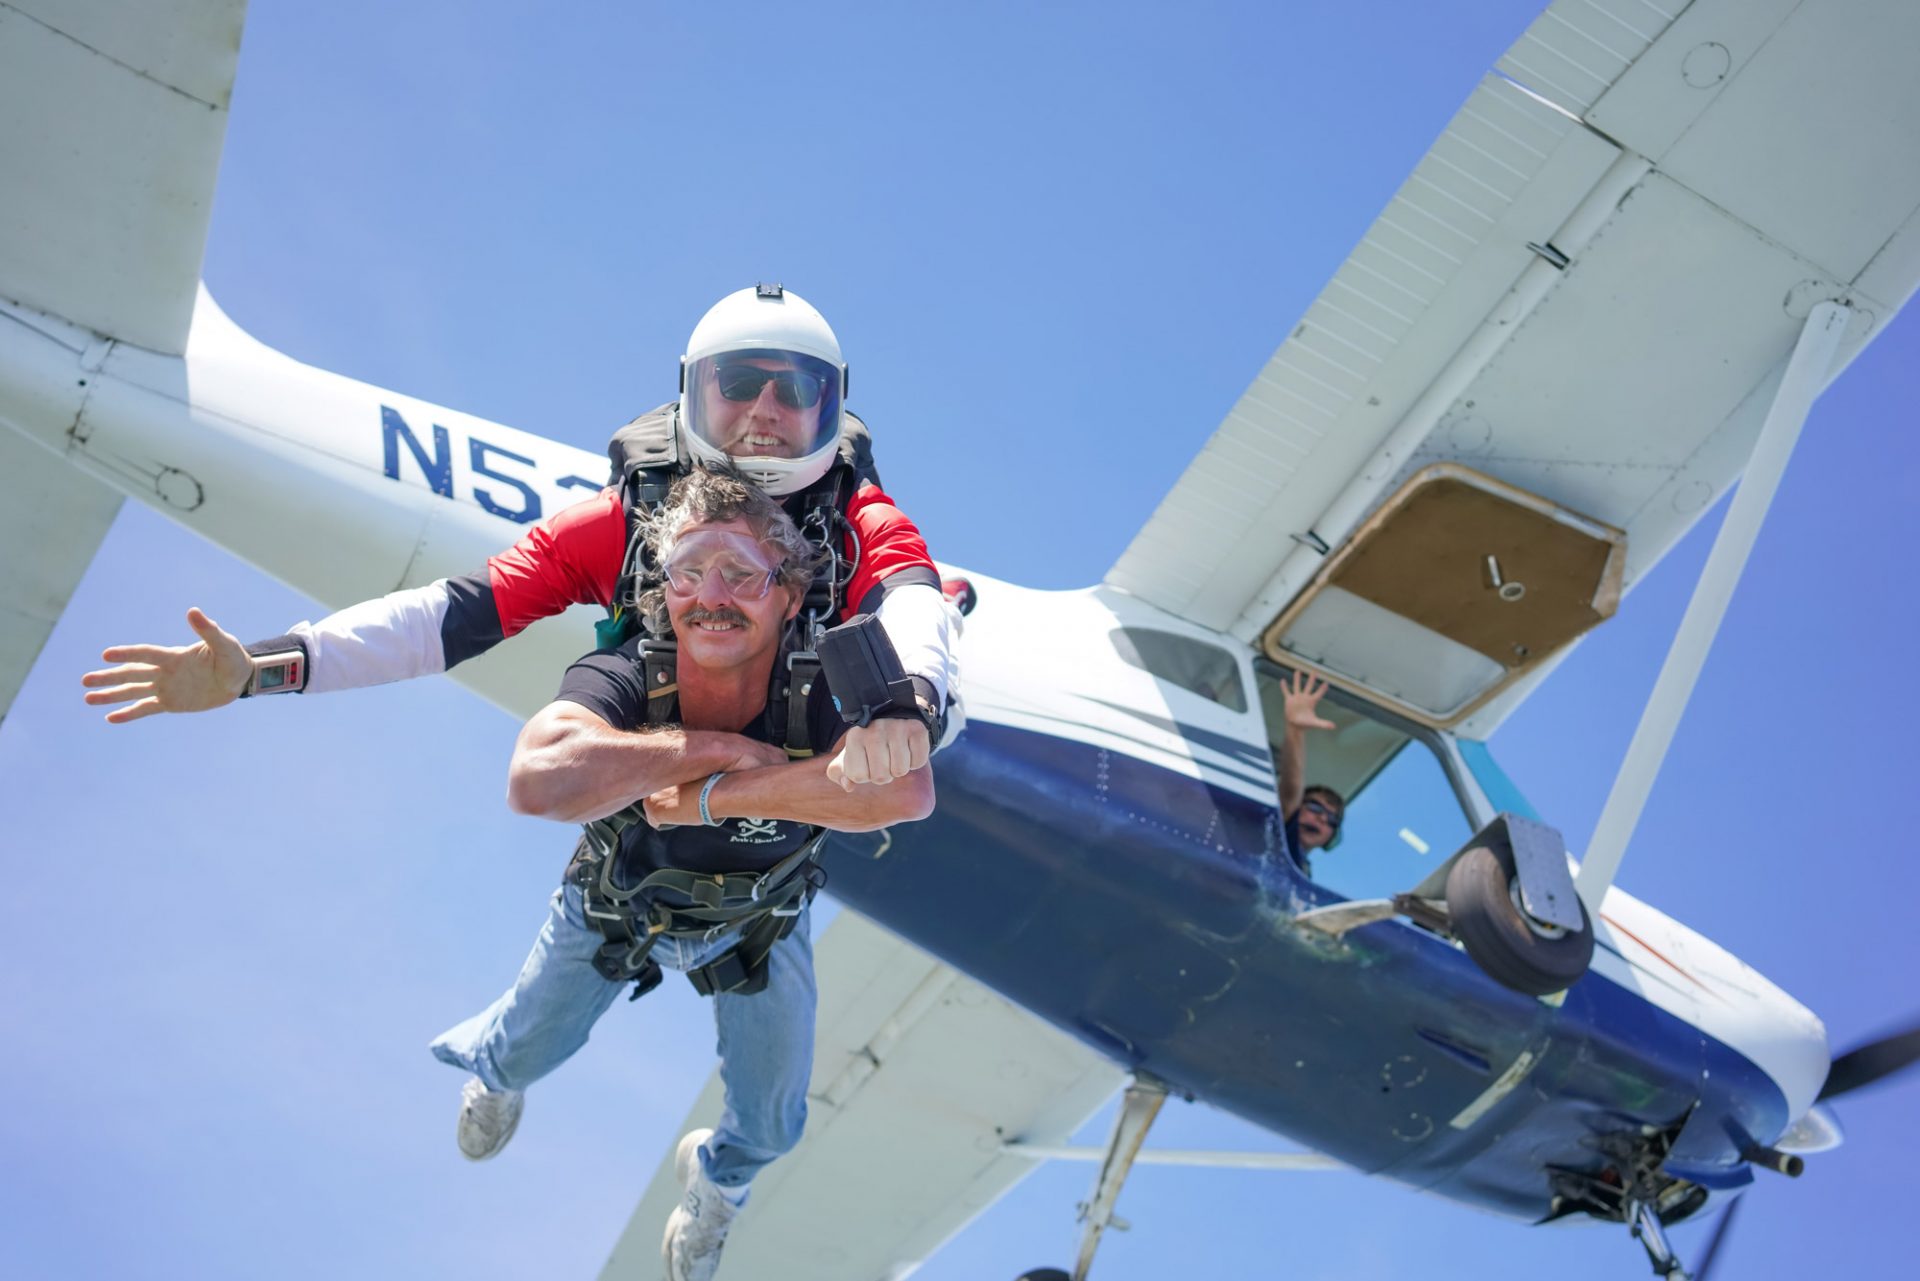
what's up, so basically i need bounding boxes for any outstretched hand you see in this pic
[80,608,252,724]
[1282,671,1335,733]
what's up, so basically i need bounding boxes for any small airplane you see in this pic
[3,3,1917,1280]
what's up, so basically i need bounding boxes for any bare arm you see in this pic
[645,752,935,834]
[1280,724,1307,820]
[1278,672,1334,820]
[507,701,787,824]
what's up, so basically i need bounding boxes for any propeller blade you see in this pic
[1694,1196,1741,1281]
[1819,1023,1920,1101]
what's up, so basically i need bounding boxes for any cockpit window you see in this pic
[1257,664,1475,901]
[1110,628,1248,712]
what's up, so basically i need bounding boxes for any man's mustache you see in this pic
[682,606,749,628]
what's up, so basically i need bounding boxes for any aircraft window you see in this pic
[1110,628,1248,712]
[1311,740,1474,902]
[1256,667,1473,901]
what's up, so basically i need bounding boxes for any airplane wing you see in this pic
[0,430,121,727]
[0,0,245,355]
[599,905,1125,1281]
[1107,0,1920,732]
[0,0,244,718]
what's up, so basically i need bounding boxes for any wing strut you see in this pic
[1573,302,1853,910]
[1001,1144,1340,1171]
[1068,1076,1165,1281]
[1003,1076,1170,1281]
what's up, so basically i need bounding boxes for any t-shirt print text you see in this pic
[732,818,782,844]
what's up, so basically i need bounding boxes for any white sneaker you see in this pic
[661,1128,743,1281]
[456,1077,524,1161]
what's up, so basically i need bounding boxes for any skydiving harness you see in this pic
[565,786,832,1000]
[567,404,873,999]
[564,627,833,999]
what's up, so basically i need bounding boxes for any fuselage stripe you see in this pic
[968,706,1278,793]
[1599,911,1720,1003]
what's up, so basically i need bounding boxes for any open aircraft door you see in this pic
[1262,463,1626,729]
[1255,465,1621,995]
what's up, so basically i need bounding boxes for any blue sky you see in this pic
[3,2,1917,1278]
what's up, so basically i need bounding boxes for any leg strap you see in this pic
[684,909,801,998]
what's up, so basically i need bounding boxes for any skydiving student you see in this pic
[437,466,932,1281]
[81,284,957,790]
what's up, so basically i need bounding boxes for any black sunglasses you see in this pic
[713,362,828,409]
[1302,799,1343,829]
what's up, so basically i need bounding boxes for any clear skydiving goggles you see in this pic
[683,347,842,461]
[661,530,787,601]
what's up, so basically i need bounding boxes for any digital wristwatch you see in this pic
[237,636,309,698]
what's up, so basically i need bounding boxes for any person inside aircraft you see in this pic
[1288,785,1347,871]
[1275,670,1345,872]
[436,467,934,1281]
[79,284,956,791]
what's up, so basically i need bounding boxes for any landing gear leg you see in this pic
[1629,1199,1693,1280]
[1067,1075,1168,1281]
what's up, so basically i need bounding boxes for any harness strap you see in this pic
[797,468,855,630]
[640,639,680,727]
[630,827,826,908]
[569,822,830,995]
[684,909,802,997]
[567,830,666,987]
[784,651,819,759]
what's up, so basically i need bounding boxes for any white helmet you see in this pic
[679,284,848,496]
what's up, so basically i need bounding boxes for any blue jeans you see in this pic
[429,882,816,1188]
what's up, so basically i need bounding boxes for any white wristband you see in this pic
[698,772,726,827]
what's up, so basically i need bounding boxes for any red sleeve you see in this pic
[486,488,627,637]
[841,481,937,620]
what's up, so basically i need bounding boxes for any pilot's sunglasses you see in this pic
[1303,799,1343,829]
[713,362,827,409]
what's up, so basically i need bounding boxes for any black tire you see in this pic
[1446,842,1594,996]
[1015,1272,1070,1281]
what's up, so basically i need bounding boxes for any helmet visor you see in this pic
[685,348,841,464]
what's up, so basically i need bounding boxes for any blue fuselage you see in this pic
[826,720,1785,1218]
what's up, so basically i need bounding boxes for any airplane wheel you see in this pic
[1014,1271,1069,1281]
[1446,842,1593,996]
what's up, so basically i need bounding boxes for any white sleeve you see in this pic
[873,582,964,743]
[288,581,453,695]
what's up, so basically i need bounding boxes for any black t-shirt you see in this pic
[556,636,847,881]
